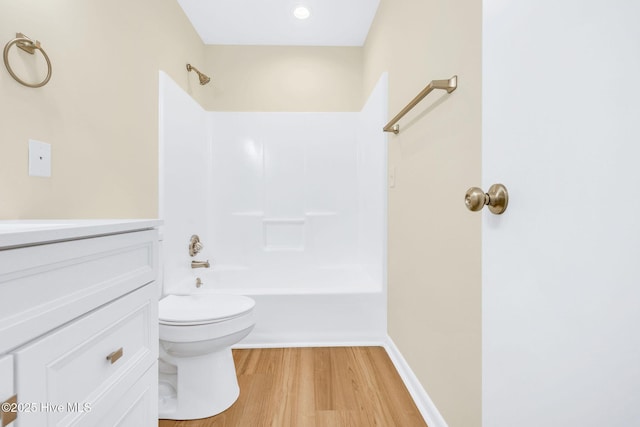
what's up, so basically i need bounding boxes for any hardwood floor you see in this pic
[158,347,427,427]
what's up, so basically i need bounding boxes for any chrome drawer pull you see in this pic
[106,347,123,365]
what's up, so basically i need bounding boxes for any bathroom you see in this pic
[2,1,640,427]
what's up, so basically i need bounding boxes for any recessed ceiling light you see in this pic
[293,6,311,20]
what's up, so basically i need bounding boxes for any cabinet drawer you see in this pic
[0,230,158,353]
[82,363,157,427]
[13,284,158,427]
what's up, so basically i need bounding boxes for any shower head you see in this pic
[186,63,211,85]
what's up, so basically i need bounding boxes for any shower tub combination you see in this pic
[159,71,388,346]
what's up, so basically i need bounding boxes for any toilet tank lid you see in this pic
[159,294,255,323]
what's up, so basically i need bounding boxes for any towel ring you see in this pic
[3,33,52,88]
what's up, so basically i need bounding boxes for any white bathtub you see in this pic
[165,266,387,347]
[192,265,381,294]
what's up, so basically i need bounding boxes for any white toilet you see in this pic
[158,293,256,420]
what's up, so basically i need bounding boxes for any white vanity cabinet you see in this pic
[0,220,161,427]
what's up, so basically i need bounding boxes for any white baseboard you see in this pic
[234,340,386,349]
[383,336,448,427]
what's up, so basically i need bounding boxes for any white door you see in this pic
[482,1,640,426]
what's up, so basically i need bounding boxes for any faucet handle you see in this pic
[189,235,203,256]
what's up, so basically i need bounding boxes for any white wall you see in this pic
[483,1,640,426]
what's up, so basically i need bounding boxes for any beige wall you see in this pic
[0,0,206,219]
[2,2,481,422]
[363,0,482,426]
[203,45,362,111]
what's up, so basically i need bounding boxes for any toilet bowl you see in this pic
[158,293,255,420]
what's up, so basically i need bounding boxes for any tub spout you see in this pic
[191,260,210,269]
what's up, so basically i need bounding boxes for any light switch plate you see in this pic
[389,166,396,188]
[28,139,51,177]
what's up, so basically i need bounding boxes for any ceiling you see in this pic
[177,0,381,46]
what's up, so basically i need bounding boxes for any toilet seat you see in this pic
[159,294,255,326]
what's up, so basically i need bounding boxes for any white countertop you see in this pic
[0,219,162,248]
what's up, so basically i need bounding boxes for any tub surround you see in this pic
[159,71,387,347]
[0,220,161,426]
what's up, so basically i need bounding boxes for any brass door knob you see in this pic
[465,184,508,214]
